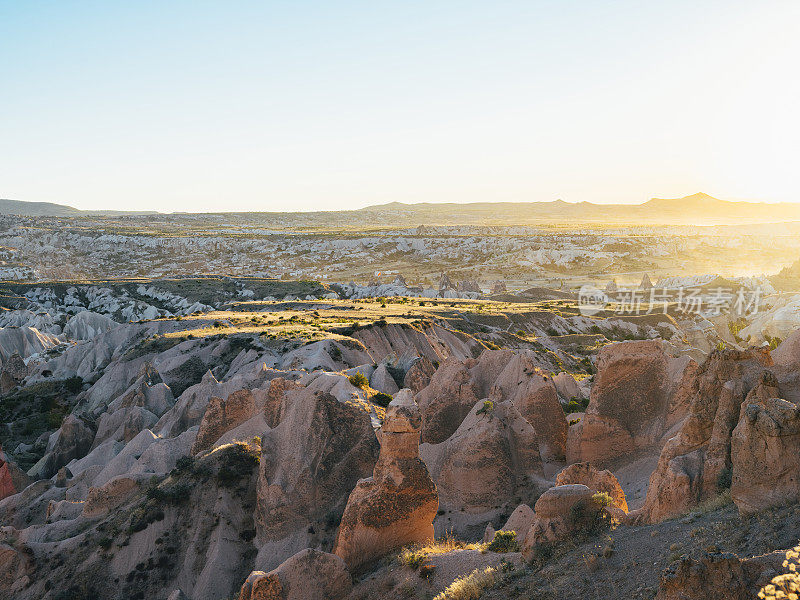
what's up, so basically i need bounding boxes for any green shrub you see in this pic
[349,372,369,389]
[592,492,614,507]
[372,392,393,407]
[717,466,732,491]
[570,495,611,535]
[64,376,83,394]
[485,530,519,553]
[147,482,191,504]
[476,400,494,417]
[563,396,590,414]
[173,456,195,474]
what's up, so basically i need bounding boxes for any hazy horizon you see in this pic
[2,1,798,212]
[7,190,800,216]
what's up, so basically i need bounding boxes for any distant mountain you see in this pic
[0,198,158,217]
[357,193,800,226]
[2,193,798,225]
[0,198,83,217]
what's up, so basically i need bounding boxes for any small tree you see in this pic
[349,372,369,389]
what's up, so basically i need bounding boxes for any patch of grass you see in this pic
[692,490,733,516]
[398,534,481,570]
[398,547,428,570]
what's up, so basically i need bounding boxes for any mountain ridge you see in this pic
[0,198,159,217]
[2,193,799,224]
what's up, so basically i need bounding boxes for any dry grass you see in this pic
[759,544,800,599]
[398,534,482,569]
[432,565,500,600]
[692,490,733,516]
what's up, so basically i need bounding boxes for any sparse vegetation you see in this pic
[398,534,480,571]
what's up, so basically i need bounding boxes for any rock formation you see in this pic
[333,389,438,570]
[239,549,352,600]
[0,446,30,501]
[482,503,535,543]
[421,398,545,537]
[416,357,481,444]
[416,349,566,462]
[657,551,781,600]
[263,377,300,428]
[637,348,774,521]
[192,389,259,454]
[555,462,628,512]
[28,414,95,479]
[568,340,696,464]
[492,281,507,294]
[369,363,400,395]
[255,388,379,571]
[521,484,597,560]
[731,395,800,513]
[402,357,436,393]
[489,353,567,461]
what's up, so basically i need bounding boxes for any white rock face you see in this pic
[63,311,117,340]
[0,327,60,366]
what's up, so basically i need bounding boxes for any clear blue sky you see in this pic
[1,1,798,212]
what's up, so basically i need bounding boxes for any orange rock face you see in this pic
[333,390,438,570]
[568,340,696,465]
[0,446,30,501]
[637,348,775,522]
[555,462,628,512]
[731,395,800,514]
[192,389,259,454]
[656,551,781,600]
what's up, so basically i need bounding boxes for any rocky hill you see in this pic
[0,287,798,599]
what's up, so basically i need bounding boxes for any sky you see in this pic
[1,1,798,213]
